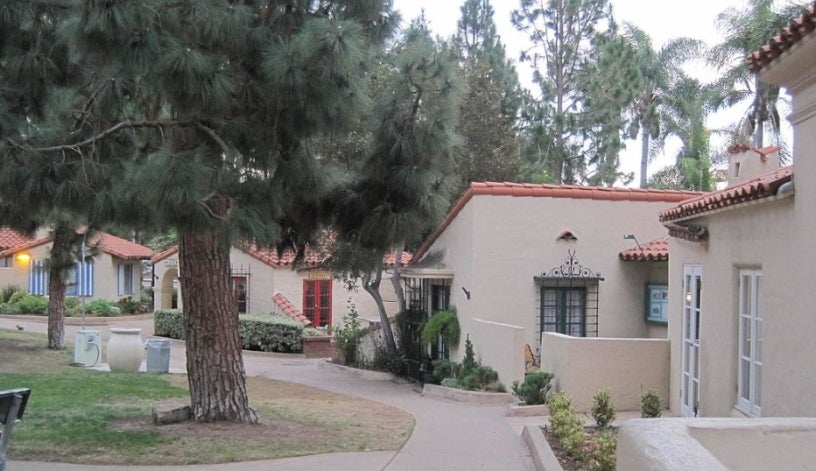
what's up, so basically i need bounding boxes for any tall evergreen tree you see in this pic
[707,0,809,147]
[512,0,615,184]
[622,25,703,187]
[330,23,463,354]
[453,0,522,187]
[0,0,397,423]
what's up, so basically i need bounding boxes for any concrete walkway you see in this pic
[1,316,536,471]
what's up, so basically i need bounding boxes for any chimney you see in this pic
[726,144,781,186]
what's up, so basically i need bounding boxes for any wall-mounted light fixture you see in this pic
[685,291,693,303]
[461,286,471,300]
[623,234,644,252]
[15,252,30,263]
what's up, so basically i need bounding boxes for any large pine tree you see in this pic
[0,0,396,423]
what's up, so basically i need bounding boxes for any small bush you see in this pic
[154,310,185,339]
[461,365,504,392]
[154,310,304,353]
[420,308,460,347]
[9,293,49,314]
[302,327,322,337]
[591,389,616,428]
[115,296,150,314]
[432,359,461,383]
[641,388,662,418]
[440,377,459,388]
[334,301,362,366]
[82,299,119,317]
[0,285,22,304]
[239,313,303,353]
[512,371,554,405]
[461,334,477,376]
[548,393,587,458]
[586,429,617,471]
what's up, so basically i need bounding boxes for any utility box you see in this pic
[73,330,101,367]
[145,338,171,374]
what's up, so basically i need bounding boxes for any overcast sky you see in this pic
[390,0,791,186]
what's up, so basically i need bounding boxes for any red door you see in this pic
[303,280,332,327]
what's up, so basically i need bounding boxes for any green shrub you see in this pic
[641,388,662,418]
[13,293,49,314]
[333,301,362,366]
[591,389,616,428]
[0,285,22,304]
[154,310,185,339]
[115,296,150,314]
[302,327,321,337]
[460,365,504,392]
[440,377,459,388]
[586,429,617,471]
[83,299,119,317]
[7,291,28,304]
[548,392,587,458]
[461,334,477,376]
[154,310,304,353]
[239,313,303,353]
[0,302,21,314]
[512,371,554,405]
[432,359,461,383]
[420,308,460,347]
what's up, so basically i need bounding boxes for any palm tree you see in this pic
[623,24,703,188]
[707,0,809,147]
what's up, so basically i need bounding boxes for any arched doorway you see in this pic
[154,268,180,311]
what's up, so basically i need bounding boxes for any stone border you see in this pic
[317,359,400,381]
[421,383,514,405]
[507,403,550,417]
[1,313,153,326]
[522,424,563,471]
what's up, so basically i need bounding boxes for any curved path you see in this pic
[2,316,535,471]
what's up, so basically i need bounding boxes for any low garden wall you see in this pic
[539,332,669,411]
[469,318,526,388]
[302,336,333,358]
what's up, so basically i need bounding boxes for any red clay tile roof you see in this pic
[660,166,793,222]
[412,182,700,262]
[748,1,816,72]
[151,246,179,264]
[728,144,780,158]
[619,238,669,262]
[0,228,35,251]
[0,230,153,260]
[96,232,153,260]
[272,292,313,326]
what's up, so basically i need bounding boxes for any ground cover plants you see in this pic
[0,328,413,465]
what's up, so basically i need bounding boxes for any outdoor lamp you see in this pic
[15,252,30,263]
[685,291,693,303]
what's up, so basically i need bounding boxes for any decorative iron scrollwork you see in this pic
[542,249,601,279]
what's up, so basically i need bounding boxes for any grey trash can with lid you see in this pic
[145,338,171,373]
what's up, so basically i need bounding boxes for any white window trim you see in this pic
[737,269,762,417]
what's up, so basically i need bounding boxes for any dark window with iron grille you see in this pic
[541,287,586,336]
[303,279,332,327]
[535,250,601,338]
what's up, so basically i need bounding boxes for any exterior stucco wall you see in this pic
[539,332,669,411]
[415,195,678,369]
[0,243,138,302]
[469,318,526,386]
[618,418,816,471]
[667,199,806,417]
[418,201,475,362]
[153,247,388,327]
[465,196,675,349]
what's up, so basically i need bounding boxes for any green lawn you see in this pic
[0,328,413,465]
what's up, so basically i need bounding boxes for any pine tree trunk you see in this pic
[390,242,406,313]
[178,225,258,424]
[47,225,73,349]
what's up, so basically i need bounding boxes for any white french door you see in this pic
[681,265,702,417]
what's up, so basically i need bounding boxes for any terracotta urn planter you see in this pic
[107,327,143,372]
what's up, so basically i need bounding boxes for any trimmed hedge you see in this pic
[154,310,304,353]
